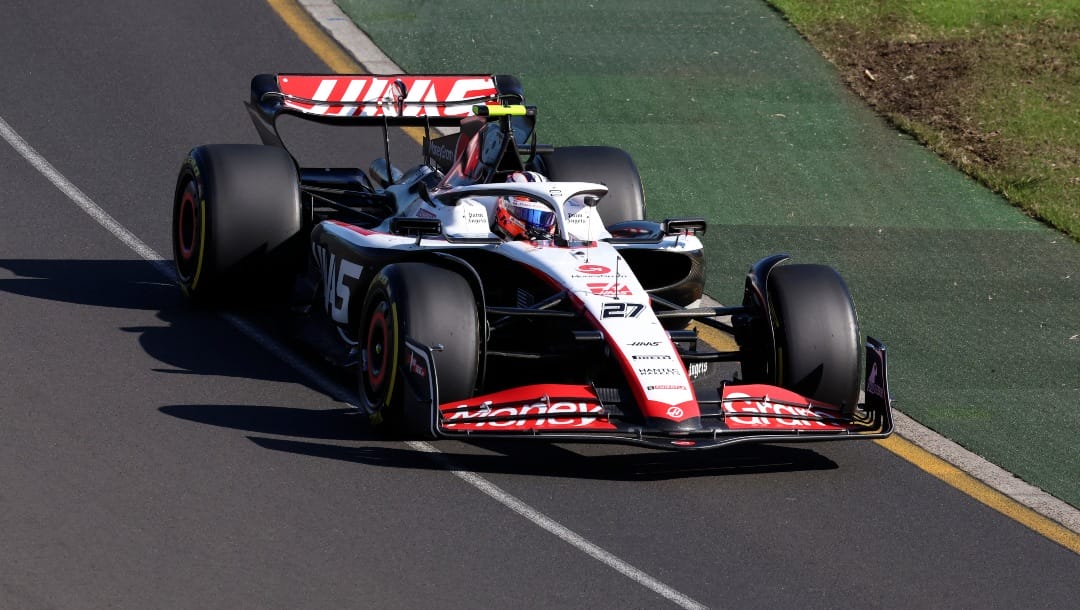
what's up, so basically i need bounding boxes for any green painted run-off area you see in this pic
[334,0,1079,507]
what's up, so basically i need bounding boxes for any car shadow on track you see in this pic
[3,258,838,480]
[0,258,178,310]
[160,401,837,480]
[247,434,838,481]
[0,258,336,388]
[161,404,375,441]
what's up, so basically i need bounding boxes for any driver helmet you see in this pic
[494,171,555,240]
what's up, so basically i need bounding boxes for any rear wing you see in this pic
[246,73,526,149]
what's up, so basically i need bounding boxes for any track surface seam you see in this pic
[287,0,1080,542]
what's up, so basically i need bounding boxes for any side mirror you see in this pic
[662,218,707,236]
[418,180,435,205]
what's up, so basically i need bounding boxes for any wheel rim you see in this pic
[362,298,396,406]
[175,179,202,283]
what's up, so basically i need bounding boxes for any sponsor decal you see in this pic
[277,75,498,117]
[443,402,609,429]
[632,354,672,360]
[408,352,426,378]
[666,406,684,418]
[637,368,681,376]
[866,363,885,399]
[648,384,685,390]
[587,282,632,297]
[601,302,644,318]
[428,141,455,165]
[723,390,845,430]
[313,245,363,324]
[564,198,586,215]
[570,263,626,279]
[416,208,437,219]
[688,362,708,378]
[630,341,661,347]
[466,211,487,224]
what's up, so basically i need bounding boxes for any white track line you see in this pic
[0,113,708,608]
[409,441,707,609]
[294,0,1080,536]
[0,117,166,273]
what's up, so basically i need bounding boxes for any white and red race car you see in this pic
[171,73,892,449]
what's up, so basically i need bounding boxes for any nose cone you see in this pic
[645,415,702,433]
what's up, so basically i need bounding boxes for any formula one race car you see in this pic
[171,73,893,449]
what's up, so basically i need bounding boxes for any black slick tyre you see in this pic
[172,144,302,305]
[358,262,479,437]
[536,146,645,226]
[766,264,861,415]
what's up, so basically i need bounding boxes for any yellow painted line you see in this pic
[269,0,1079,556]
[689,320,738,351]
[876,435,1080,553]
[265,0,360,73]
[695,317,1079,551]
[264,0,428,145]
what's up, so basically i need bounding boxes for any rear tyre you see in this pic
[535,146,645,226]
[358,263,479,437]
[767,264,861,414]
[172,144,303,305]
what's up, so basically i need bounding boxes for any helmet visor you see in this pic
[512,204,556,235]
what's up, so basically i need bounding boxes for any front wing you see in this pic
[401,338,893,450]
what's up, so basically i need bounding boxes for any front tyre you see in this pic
[767,264,861,415]
[358,263,479,437]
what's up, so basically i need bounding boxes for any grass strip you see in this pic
[768,0,1080,239]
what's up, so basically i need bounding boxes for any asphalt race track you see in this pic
[0,1,1076,607]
